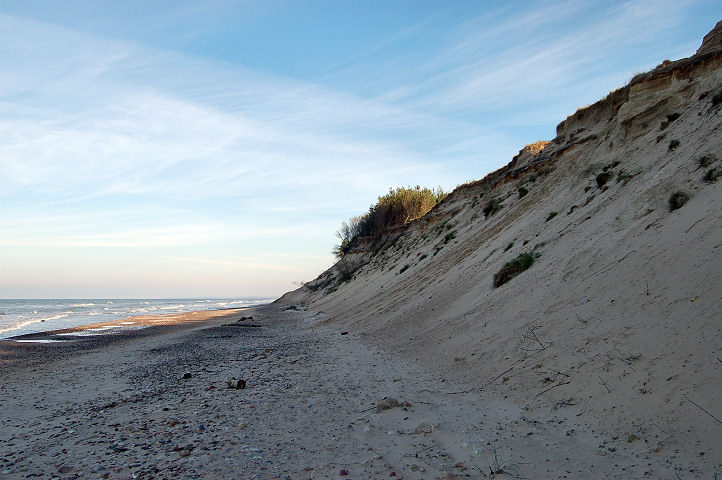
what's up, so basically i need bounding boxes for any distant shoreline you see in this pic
[0,307,253,364]
[0,298,274,340]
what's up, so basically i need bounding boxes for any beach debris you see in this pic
[339,468,349,476]
[183,372,192,379]
[414,421,436,434]
[173,444,195,456]
[376,397,400,412]
[110,442,128,453]
[341,331,349,335]
[283,305,298,310]
[239,315,253,321]
[226,377,247,389]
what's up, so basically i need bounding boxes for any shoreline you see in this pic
[0,298,273,341]
[0,307,251,365]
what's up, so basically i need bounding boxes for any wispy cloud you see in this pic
[0,1,713,296]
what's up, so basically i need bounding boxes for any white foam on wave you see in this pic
[39,314,69,322]
[14,339,67,344]
[55,325,146,337]
[0,317,53,335]
[69,303,95,307]
[160,304,185,310]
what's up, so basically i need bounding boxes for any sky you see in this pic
[0,0,719,298]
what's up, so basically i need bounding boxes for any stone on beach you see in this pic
[376,397,400,412]
[226,377,246,389]
[414,421,436,434]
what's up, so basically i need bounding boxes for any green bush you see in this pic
[596,172,612,188]
[545,211,558,222]
[698,155,715,168]
[399,264,410,274]
[669,139,680,150]
[704,168,720,182]
[518,186,528,198]
[494,253,535,287]
[444,230,457,244]
[334,186,445,255]
[712,90,722,106]
[668,191,689,211]
[332,237,351,258]
[483,197,503,217]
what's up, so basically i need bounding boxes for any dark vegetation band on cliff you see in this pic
[334,186,446,258]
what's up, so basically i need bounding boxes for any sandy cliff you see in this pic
[280,21,722,474]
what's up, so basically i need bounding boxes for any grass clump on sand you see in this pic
[668,191,689,211]
[545,211,558,222]
[517,186,528,198]
[697,154,715,168]
[668,139,680,151]
[712,89,722,106]
[399,264,410,274]
[483,197,503,217]
[704,168,720,183]
[494,253,535,287]
[596,172,612,188]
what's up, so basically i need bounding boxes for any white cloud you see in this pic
[0,1,712,296]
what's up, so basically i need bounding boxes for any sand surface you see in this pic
[0,305,693,479]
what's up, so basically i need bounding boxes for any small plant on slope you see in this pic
[483,197,503,217]
[697,154,716,168]
[704,168,720,183]
[668,191,689,211]
[712,89,722,106]
[494,253,536,287]
[596,172,612,188]
[444,230,457,244]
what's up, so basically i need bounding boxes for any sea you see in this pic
[0,298,273,340]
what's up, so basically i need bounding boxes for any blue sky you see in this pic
[0,1,718,298]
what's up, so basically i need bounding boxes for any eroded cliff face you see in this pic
[279,22,722,474]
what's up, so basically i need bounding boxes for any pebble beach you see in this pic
[1,304,682,479]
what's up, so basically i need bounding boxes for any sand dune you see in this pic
[280,20,722,477]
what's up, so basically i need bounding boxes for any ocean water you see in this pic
[0,298,273,340]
